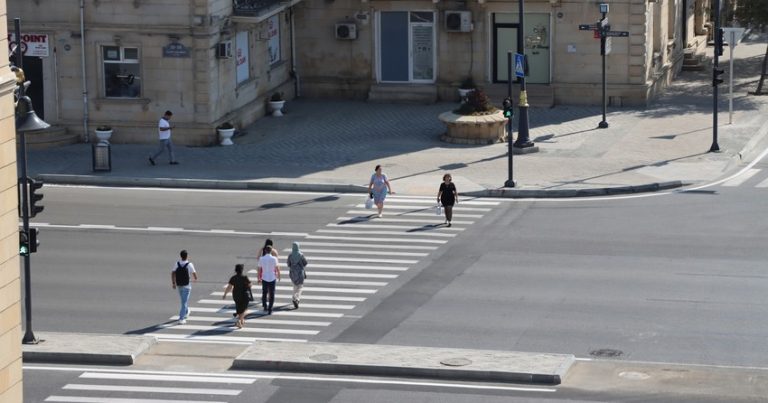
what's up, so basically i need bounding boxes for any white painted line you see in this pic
[355,204,491,212]
[755,177,768,188]
[46,397,225,403]
[346,210,483,218]
[210,229,236,233]
[253,263,410,271]
[210,292,366,302]
[278,285,377,294]
[168,324,318,335]
[307,234,447,244]
[280,255,419,264]
[386,198,500,206]
[305,271,398,279]
[721,168,760,186]
[290,241,438,250]
[147,226,186,231]
[77,224,116,229]
[170,315,331,326]
[318,229,456,238]
[327,223,463,232]
[62,384,241,396]
[281,248,427,257]
[189,307,343,318]
[159,338,253,346]
[32,223,307,238]
[79,372,255,384]
[153,333,306,344]
[198,298,358,307]
[337,216,474,225]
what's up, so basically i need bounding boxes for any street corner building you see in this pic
[8,0,713,145]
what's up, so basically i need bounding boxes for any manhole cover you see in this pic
[309,354,338,362]
[440,357,472,367]
[589,349,623,358]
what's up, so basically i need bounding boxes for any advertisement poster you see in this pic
[267,15,280,65]
[236,31,249,84]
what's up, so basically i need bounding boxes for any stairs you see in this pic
[368,84,438,104]
[20,126,79,149]
[481,83,555,108]
[682,47,707,71]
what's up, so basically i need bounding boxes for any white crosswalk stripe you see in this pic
[139,195,498,346]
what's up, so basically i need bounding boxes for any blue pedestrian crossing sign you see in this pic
[514,53,525,78]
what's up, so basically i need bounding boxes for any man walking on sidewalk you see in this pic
[171,249,198,324]
[149,110,179,165]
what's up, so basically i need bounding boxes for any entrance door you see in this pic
[379,11,435,82]
[22,56,44,119]
[493,13,550,84]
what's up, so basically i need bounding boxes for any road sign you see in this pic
[722,27,745,46]
[514,53,525,78]
[601,37,612,55]
[604,31,629,37]
[579,24,595,30]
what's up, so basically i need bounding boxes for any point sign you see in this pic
[514,53,525,78]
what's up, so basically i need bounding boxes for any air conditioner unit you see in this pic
[445,11,472,32]
[335,23,357,40]
[216,41,232,59]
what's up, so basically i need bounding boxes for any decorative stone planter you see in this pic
[269,100,286,117]
[217,128,235,146]
[439,110,509,145]
[94,129,113,143]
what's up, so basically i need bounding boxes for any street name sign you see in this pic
[604,31,629,37]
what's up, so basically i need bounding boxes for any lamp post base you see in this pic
[504,179,517,188]
[598,121,609,128]
[22,330,40,345]
[709,142,721,152]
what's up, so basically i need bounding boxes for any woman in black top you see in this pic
[437,173,458,227]
[222,264,252,329]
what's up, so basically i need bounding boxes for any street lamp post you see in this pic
[13,17,50,345]
[513,0,534,149]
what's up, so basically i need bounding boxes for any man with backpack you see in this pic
[171,250,198,324]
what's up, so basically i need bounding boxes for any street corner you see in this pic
[22,332,157,366]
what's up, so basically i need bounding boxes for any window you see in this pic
[103,46,141,98]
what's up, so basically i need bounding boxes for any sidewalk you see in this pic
[28,34,768,198]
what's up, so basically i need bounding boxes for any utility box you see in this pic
[92,141,111,171]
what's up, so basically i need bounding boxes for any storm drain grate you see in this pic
[590,348,623,358]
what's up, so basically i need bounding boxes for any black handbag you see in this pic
[246,287,254,302]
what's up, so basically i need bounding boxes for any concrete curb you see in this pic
[22,332,157,366]
[233,341,574,385]
[38,174,684,198]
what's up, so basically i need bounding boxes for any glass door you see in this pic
[379,11,435,83]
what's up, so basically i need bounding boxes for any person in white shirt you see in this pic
[149,110,178,165]
[257,245,281,315]
[171,249,198,325]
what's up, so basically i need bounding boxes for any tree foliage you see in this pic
[733,0,768,28]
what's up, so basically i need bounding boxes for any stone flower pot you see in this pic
[217,128,235,146]
[269,100,286,117]
[94,127,113,143]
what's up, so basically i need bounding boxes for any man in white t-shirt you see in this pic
[171,249,198,325]
[258,245,281,315]
[149,110,178,165]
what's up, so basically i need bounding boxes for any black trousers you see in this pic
[261,280,276,311]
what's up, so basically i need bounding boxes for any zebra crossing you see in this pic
[41,369,252,402]
[719,168,768,188]
[144,195,499,345]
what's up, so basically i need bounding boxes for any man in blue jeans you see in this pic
[171,250,198,324]
[149,110,179,165]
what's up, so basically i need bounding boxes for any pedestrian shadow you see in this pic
[406,224,444,232]
[338,216,375,224]
[124,320,177,335]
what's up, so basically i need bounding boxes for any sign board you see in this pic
[8,33,49,57]
[162,42,190,58]
[514,53,525,78]
[604,31,629,37]
[267,15,280,65]
[601,37,612,55]
[578,24,595,31]
[722,27,746,46]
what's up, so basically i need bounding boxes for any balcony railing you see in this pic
[234,0,284,16]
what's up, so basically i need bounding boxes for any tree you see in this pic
[733,0,768,95]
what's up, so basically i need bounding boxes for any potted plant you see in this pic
[457,77,476,101]
[453,89,497,116]
[216,122,236,146]
[268,92,286,117]
[94,125,113,143]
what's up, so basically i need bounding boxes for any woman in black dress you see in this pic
[437,173,458,227]
[222,264,252,328]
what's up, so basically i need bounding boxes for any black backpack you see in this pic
[175,262,190,286]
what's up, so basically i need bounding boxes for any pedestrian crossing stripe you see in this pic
[169,324,319,335]
[209,292,367,302]
[189,307,344,318]
[346,210,484,218]
[172,315,331,326]
[317,229,456,237]
[354,204,492,212]
[46,396,226,403]
[197,299,357,309]
[285,248,428,257]
[62,384,242,396]
[335,216,475,225]
[152,333,307,344]
[251,263,410,271]
[307,234,448,244]
[296,241,439,250]
[78,371,256,384]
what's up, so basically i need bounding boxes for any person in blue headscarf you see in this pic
[287,242,308,309]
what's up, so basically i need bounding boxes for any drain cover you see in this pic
[440,357,472,367]
[309,353,338,362]
[589,349,623,358]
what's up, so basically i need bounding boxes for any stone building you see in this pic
[6,0,713,141]
[1,2,23,401]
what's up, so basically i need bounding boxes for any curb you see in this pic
[233,341,574,385]
[38,174,684,198]
[22,332,157,366]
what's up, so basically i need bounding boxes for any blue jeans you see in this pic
[152,138,176,162]
[177,285,191,320]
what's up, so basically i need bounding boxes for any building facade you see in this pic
[1,0,23,400]
[7,0,712,143]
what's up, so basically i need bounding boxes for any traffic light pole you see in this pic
[598,11,609,128]
[513,0,533,148]
[711,0,721,152]
[505,51,515,188]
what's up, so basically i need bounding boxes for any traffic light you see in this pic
[502,97,514,118]
[19,230,29,256]
[713,67,725,86]
[28,178,44,217]
[28,227,39,253]
[714,28,724,57]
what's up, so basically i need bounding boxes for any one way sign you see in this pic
[514,53,525,78]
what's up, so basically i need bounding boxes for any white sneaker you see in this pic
[178,319,187,325]
[377,213,383,218]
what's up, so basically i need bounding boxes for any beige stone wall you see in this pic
[1,3,23,403]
